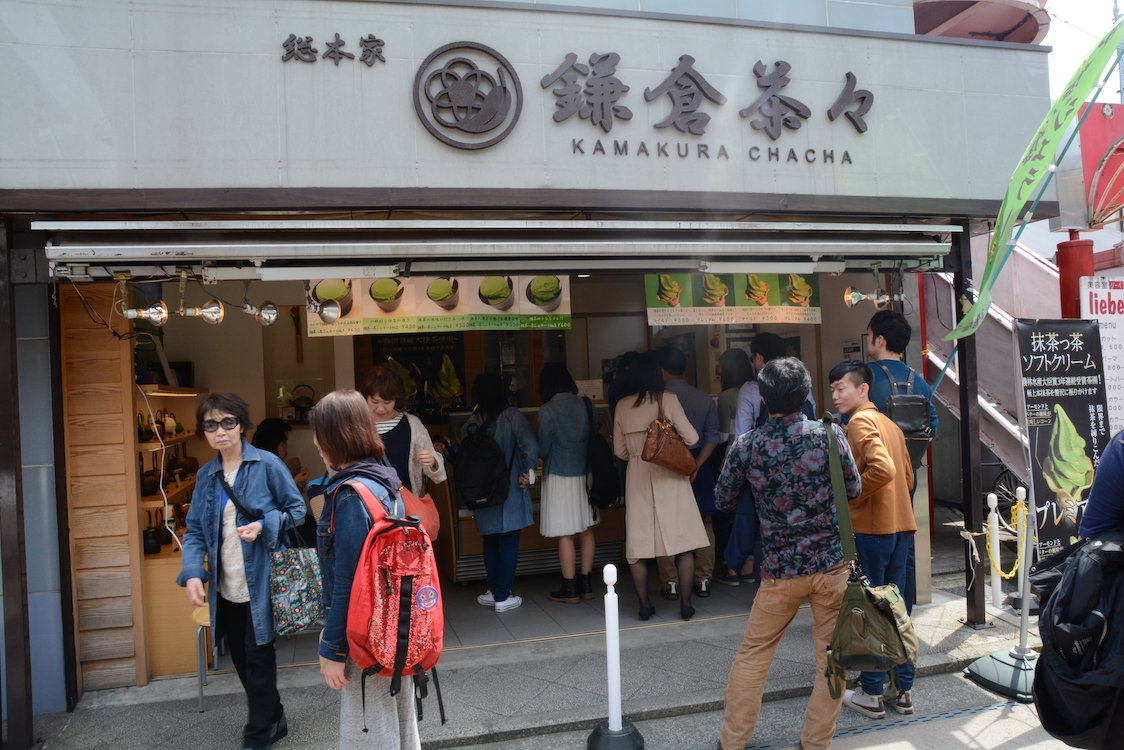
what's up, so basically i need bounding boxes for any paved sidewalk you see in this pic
[29,588,1039,749]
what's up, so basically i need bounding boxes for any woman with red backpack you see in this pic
[311,390,421,750]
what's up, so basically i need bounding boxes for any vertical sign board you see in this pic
[1015,319,1111,557]
[1080,276,1124,436]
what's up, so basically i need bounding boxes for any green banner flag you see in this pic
[947,17,1124,340]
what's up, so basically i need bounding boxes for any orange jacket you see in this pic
[843,402,917,536]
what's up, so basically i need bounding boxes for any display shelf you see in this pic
[139,384,199,397]
[141,477,195,507]
[137,432,196,451]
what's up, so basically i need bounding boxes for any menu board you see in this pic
[644,273,821,326]
[1080,276,1124,436]
[306,276,572,337]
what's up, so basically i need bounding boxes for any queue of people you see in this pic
[175,309,931,750]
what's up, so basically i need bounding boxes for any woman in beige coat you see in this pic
[614,352,709,621]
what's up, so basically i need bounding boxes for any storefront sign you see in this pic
[371,333,468,422]
[644,273,821,326]
[306,275,571,337]
[1080,277,1124,435]
[1014,319,1111,557]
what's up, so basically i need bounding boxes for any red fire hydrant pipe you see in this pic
[1057,231,1095,319]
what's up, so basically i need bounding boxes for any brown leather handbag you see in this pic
[640,393,697,476]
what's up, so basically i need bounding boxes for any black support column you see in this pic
[0,227,34,748]
[952,222,988,627]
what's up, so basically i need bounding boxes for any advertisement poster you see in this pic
[307,276,571,337]
[1015,319,1111,558]
[1080,277,1124,436]
[645,273,821,326]
[371,333,467,424]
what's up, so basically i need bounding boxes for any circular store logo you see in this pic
[413,41,523,150]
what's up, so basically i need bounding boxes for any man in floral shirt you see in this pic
[714,357,861,750]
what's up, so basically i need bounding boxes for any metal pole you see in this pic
[1012,486,1036,660]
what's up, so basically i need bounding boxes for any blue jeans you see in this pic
[483,529,522,602]
[854,531,914,696]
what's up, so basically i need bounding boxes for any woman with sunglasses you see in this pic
[177,392,306,750]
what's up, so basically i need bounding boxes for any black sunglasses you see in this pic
[202,417,240,432]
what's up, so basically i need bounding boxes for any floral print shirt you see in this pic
[715,413,862,579]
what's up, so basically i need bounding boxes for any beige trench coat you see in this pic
[613,392,709,561]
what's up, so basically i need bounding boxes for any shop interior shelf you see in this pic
[141,477,195,507]
[139,384,200,397]
[138,432,196,451]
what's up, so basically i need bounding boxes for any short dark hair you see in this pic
[309,390,384,470]
[757,357,811,416]
[655,345,687,377]
[750,332,788,364]
[252,417,291,454]
[195,391,254,438]
[471,372,510,419]
[359,364,407,411]
[868,310,911,354]
[719,348,753,391]
[624,351,666,407]
[540,362,578,403]
[829,359,873,388]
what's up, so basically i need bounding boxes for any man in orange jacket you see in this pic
[829,359,917,720]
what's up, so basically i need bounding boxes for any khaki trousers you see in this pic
[718,561,849,750]
[657,514,715,584]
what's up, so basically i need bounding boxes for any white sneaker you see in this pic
[494,595,522,613]
[476,591,496,607]
[843,687,886,719]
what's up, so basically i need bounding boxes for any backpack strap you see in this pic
[328,479,401,532]
[823,415,858,563]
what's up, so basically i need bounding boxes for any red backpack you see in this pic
[332,479,445,724]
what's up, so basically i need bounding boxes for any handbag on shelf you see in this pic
[220,476,325,636]
[820,416,919,699]
[640,392,697,477]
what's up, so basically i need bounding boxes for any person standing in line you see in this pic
[359,364,447,497]
[654,345,721,601]
[252,417,316,546]
[311,390,421,750]
[537,363,599,603]
[178,393,306,750]
[1080,429,1124,537]
[715,358,862,750]
[712,348,753,587]
[463,373,539,613]
[864,309,938,615]
[830,360,917,719]
[613,352,708,621]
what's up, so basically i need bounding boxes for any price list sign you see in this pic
[1081,277,1124,436]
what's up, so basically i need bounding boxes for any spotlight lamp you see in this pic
[306,298,341,325]
[123,300,170,326]
[843,286,895,310]
[182,298,225,325]
[243,301,279,326]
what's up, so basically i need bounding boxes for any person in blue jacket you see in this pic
[1080,430,1124,538]
[178,392,305,750]
[462,373,539,613]
[312,390,421,750]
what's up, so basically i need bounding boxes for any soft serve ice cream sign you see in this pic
[645,273,821,326]
[306,276,572,336]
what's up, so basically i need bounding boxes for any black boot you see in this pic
[548,578,580,604]
[575,572,595,600]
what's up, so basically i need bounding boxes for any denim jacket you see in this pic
[538,392,592,477]
[461,406,538,535]
[177,441,306,647]
[316,459,399,663]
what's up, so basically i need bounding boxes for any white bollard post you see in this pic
[987,493,1003,609]
[1011,486,1037,662]
[586,564,644,750]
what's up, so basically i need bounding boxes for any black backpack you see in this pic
[583,397,620,509]
[454,411,511,510]
[870,361,933,470]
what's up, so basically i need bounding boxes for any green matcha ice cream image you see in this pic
[427,277,459,310]
[702,274,728,306]
[656,275,682,306]
[1043,404,1095,519]
[786,274,813,306]
[369,278,404,312]
[479,276,514,310]
[527,276,563,311]
[314,279,353,317]
[746,274,770,305]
